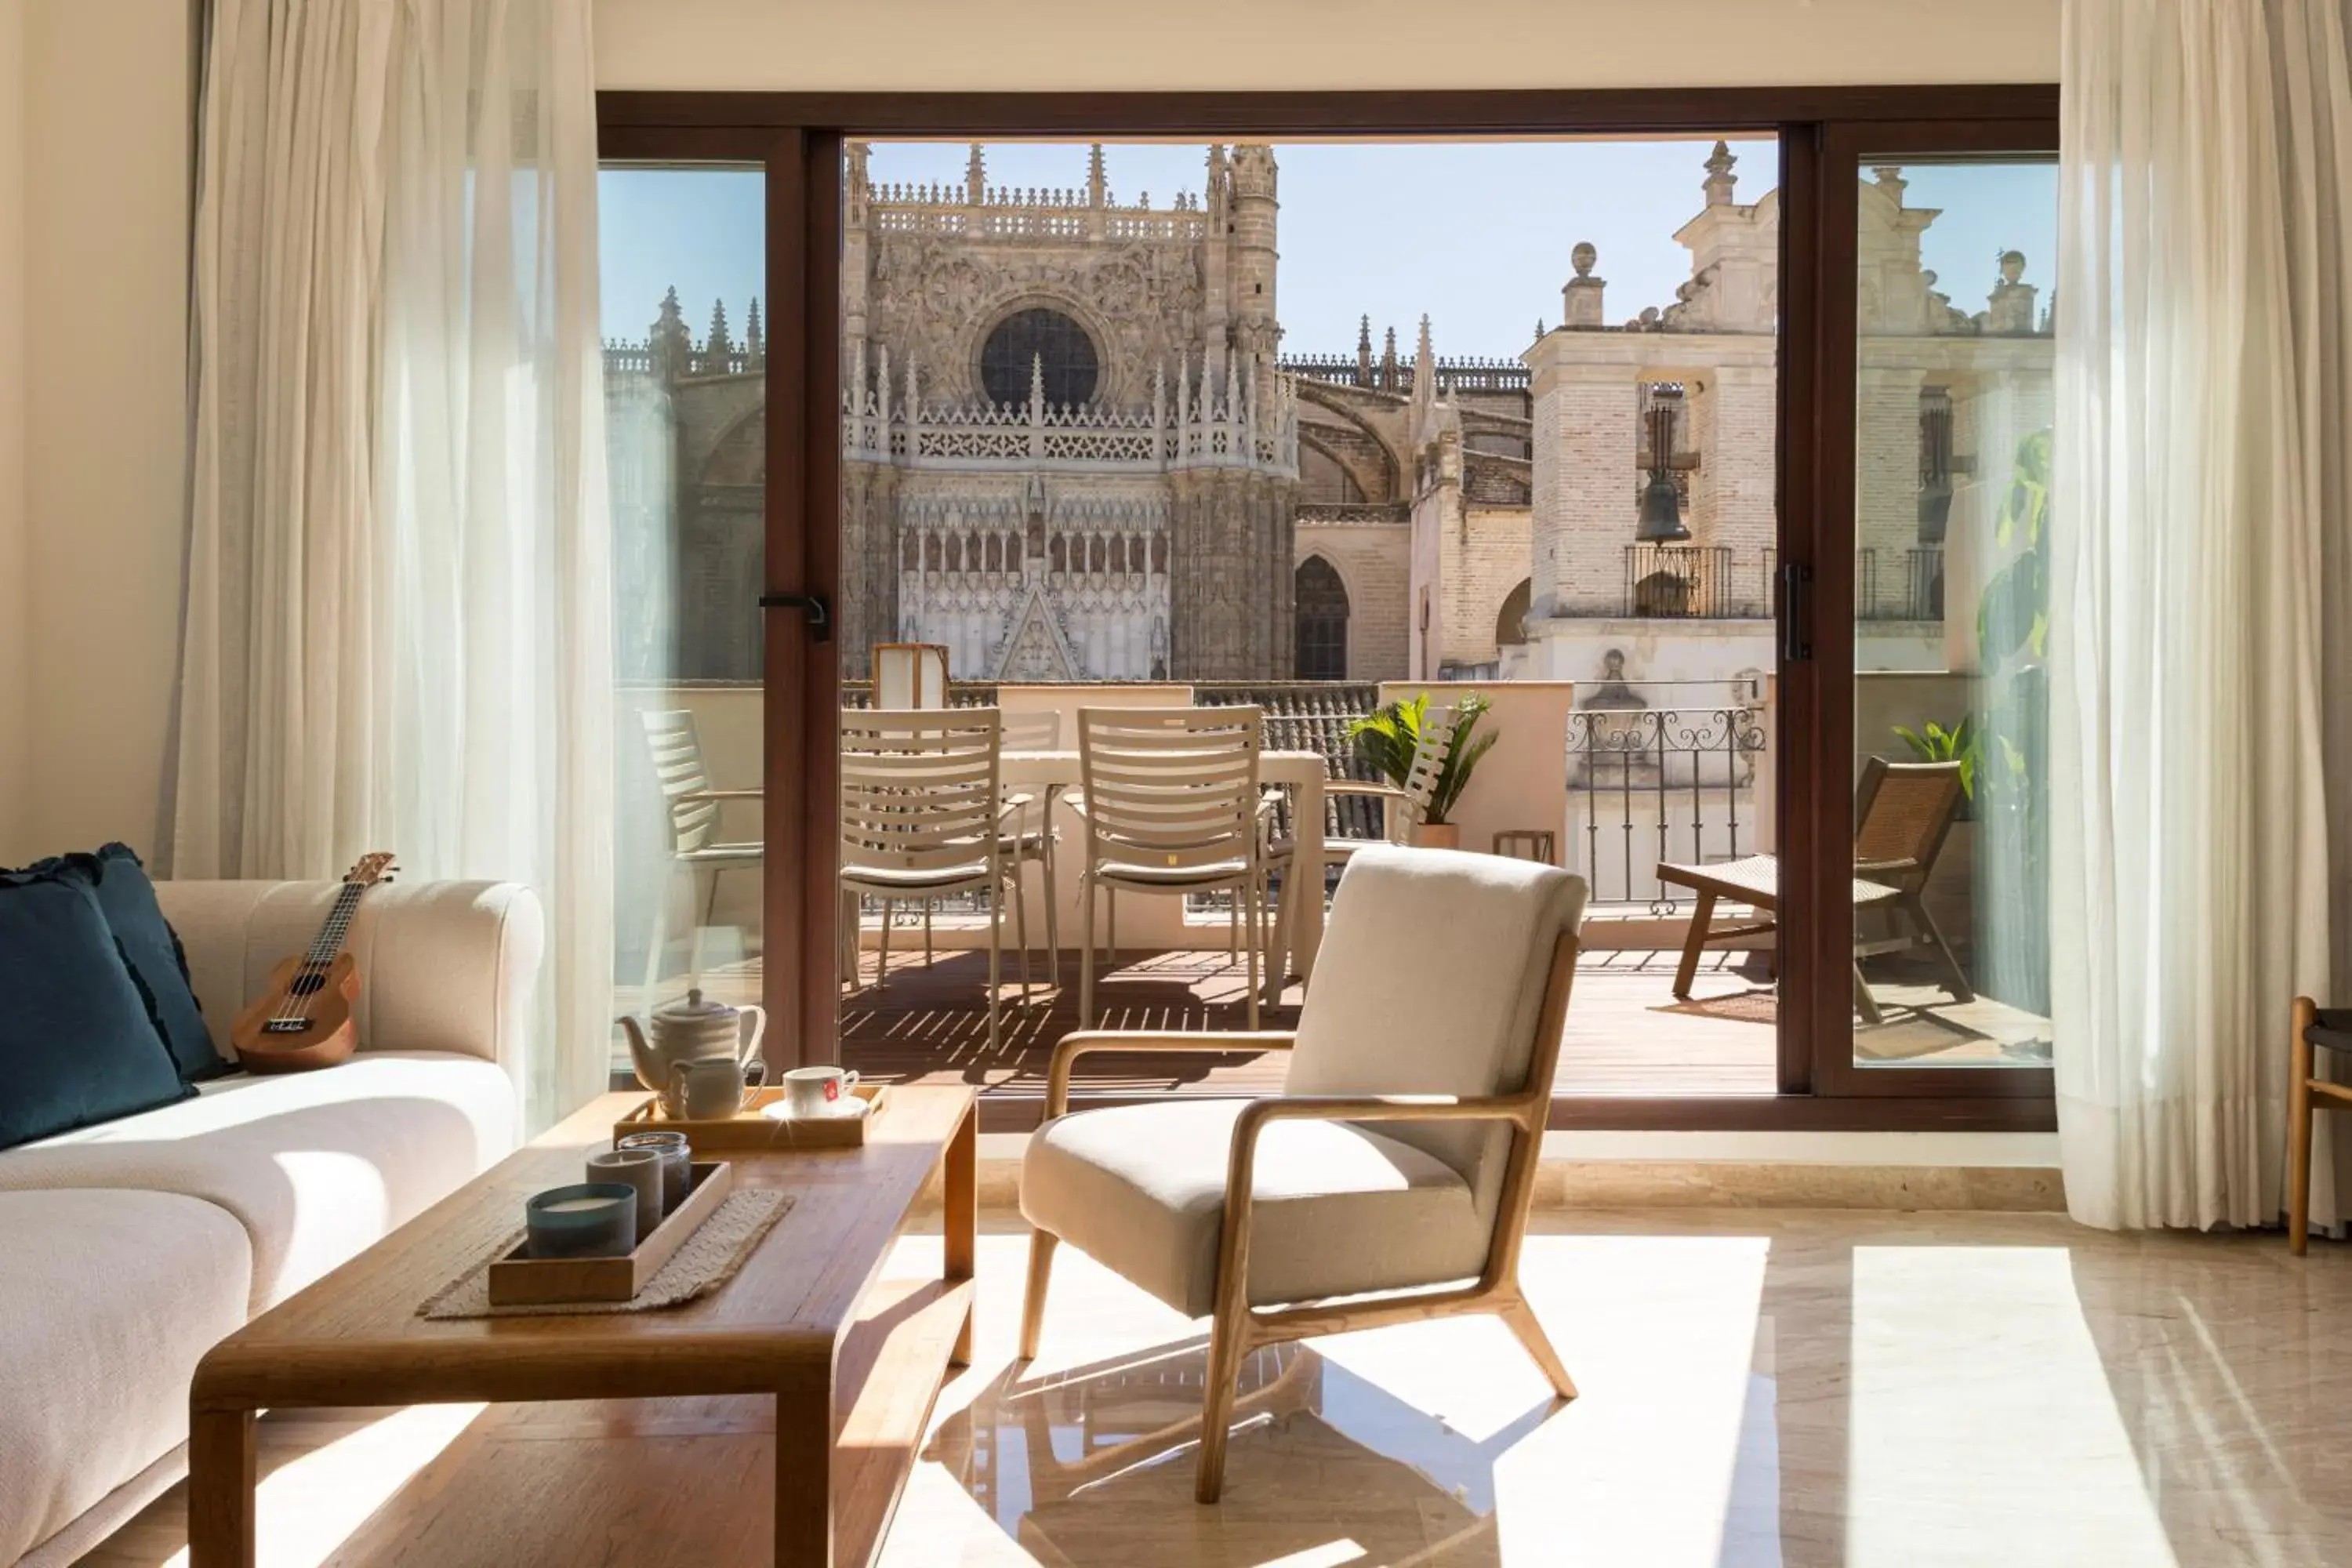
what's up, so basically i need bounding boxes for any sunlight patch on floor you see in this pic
[1847,1245,2175,1566]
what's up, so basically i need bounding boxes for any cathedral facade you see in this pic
[838,143,1298,681]
[603,140,2050,694]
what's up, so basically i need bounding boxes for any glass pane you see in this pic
[1850,158,2055,1066]
[601,164,766,1069]
[838,137,1785,1105]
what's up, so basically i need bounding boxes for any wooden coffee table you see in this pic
[187,1086,976,1568]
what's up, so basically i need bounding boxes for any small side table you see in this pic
[1492,829,1558,865]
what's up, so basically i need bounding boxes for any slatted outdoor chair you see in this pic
[1655,756,1973,1025]
[1069,706,1289,1029]
[639,709,764,995]
[839,707,1024,1048]
[998,708,1063,969]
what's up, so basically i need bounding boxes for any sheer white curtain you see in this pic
[176,0,612,1129]
[2053,0,2352,1232]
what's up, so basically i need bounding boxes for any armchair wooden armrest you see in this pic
[681,788,764,802]
[1047,1029,1298,1117]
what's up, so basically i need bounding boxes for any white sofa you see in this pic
[0,877,543,1567]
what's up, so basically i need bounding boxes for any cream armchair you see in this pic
[1018,844,1588,1502]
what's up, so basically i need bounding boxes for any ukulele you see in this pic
[230,852,397,1074]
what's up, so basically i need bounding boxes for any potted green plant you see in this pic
[1345,691,1498,849]
[1891,714,1976,819]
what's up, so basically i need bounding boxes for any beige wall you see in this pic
[0,2,25,857]
[594,1,2059,89]
[3,0,190,864]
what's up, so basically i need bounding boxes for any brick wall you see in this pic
[1440,505,1534,668]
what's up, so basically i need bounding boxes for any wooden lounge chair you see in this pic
[1655,757,1973,1025]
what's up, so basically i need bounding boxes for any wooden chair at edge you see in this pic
[2288,997,2352,1254]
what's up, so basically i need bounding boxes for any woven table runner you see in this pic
[418,1191,794,1320]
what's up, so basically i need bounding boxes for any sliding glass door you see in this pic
[593,93,2058,1127]
[1810,121,2058,1102]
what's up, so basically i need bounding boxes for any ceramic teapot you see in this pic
[618,989,767,1118]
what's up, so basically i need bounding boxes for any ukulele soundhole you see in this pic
[288,972,326,996]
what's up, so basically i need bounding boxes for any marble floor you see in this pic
[85,1210,2352,1568]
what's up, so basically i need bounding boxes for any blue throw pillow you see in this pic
[41,844,227,1081]
[0,869,194,1150]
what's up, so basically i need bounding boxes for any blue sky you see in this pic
[598,143,2056,359]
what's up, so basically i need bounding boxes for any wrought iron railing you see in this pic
[1856,545,1947,621]
[1566,679,1769,910]
[1622,544,1756,619]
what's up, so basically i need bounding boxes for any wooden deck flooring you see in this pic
[830,944,1787,1111]
[626,942,2049,1129]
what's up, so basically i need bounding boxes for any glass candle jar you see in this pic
[615,1129,692,1214]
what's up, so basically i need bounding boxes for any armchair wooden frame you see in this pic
[1018,927,1582,1503]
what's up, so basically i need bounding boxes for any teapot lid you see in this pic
[656,986,735,1021]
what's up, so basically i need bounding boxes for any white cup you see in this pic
[783,1065,861,1119]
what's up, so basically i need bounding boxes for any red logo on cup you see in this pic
[823,1080,841,1102]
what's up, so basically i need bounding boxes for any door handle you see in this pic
[1778,562,1813,663]
[758,591,832,643]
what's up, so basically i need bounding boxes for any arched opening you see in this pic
[1294,556,1350,681]
[979,307,1100,407]
[1494,578,1533,647]
[1633,568,1693,618]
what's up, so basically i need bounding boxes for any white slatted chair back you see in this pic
[642,709,724,854]
[1392,703,1461,841]
[1076,706,1265,874]
[839,709,1004,887]
[1000,708,1062,753]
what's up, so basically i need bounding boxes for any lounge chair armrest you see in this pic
[1047,1029,1298,1117]
[680,788,764,802]
[1852,857,1919,877]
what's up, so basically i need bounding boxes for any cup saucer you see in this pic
[760,1096,869,1123]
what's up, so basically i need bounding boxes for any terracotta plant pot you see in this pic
[1414,822,1461,850]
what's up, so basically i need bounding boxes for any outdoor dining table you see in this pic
[999,747,1330,1004]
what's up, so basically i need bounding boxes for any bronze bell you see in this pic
[1635,469,1690,543]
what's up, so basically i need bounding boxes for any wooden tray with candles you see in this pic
[486,1160,735,1306]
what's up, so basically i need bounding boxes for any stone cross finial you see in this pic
[1703,140,1737,205]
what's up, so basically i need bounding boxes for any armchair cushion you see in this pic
[1022,1098,1487,1317]
[1283,845,1584,1210]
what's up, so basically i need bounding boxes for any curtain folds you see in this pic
[176,0,612,1130]
[2053,0,2352,1231]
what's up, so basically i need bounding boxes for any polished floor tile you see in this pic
[81,1210,2352,1567]
[882,1213,2352,1568]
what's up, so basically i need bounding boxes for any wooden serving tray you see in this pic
[612,1083,891,1151]
[488,1160,733,1306]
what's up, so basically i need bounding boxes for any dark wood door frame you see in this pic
[597,86,2061,1132]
